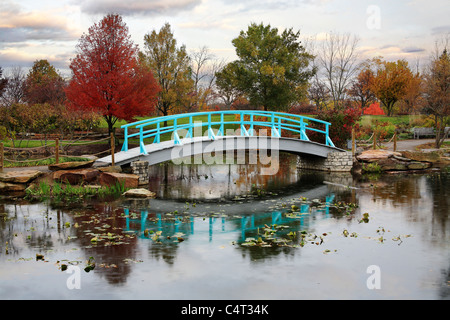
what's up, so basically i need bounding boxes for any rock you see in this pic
[122,188,156,198]
[53,169,100,185]
[98,166,122,173]
[99,172,139,188]
[407,162,431,170]
[356,150,401,162]
[48,160,95,171]
[392,155,411,162]
[400,151,441,163]
[0,181,26,192]
[0,170,43,184]
[376,158,408,171]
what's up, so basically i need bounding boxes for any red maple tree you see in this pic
[65,14,160,136]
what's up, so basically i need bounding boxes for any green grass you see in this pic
[25,180,128,201]
[2,139,109,149]
[3,156,91,168]
[357,115,434,141]
[98,114,240,129]
[358,115,423,127]
[120,114,251,144]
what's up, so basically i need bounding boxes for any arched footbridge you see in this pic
[96,110,345,167]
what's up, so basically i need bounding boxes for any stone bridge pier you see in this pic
[297,151,354,172]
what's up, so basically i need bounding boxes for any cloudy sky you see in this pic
[0,0,449,76]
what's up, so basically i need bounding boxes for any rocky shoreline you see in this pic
[1,148,449,200]
[0,160,155,199]
[354,149,450,173]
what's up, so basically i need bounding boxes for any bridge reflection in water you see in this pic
[123,194,335,243]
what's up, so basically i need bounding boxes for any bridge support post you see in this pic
[131,161,149,185]
[297,152,354,172]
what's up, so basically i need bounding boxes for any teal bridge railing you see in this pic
[121,110,335,155]
[123,194,335,241]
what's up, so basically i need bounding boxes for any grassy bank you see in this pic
[3,156,91,168]
[25,180,128,201]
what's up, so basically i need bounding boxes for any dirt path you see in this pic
[383,138,448,151]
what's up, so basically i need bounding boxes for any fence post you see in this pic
[111,133,115,167]
[55,138,59,164]
[373,132,377,150]
[352,127,355,156]
[0,142,3,172]
[393,131,397,152]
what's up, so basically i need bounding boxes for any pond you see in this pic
[0,153,449,300]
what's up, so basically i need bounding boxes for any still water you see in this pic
[0,153,449,299]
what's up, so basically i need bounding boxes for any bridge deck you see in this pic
[96,136,214,166]
[95,135,343,167]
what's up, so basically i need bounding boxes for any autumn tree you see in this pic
[371,59,414,116]
[66,14,160,136]
[347,67,376,114]
[398,71,422,114]
[215,63,242,108]
[421,49,450,148]
[222,23,315,111]
[24,59,66,105]
[140,23,194,121]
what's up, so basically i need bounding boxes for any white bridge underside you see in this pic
[96,136,344,167]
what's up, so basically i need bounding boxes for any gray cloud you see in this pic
[0,3,79,43]
[0,27,76,43]
[401,46,426,53]
[77,0,202,16]
[218,0,330,12]
[431,25,450,35]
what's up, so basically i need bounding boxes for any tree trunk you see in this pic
[435,115,447,149]
[105,115,117,149]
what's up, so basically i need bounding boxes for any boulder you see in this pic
[53,169,100,185]
[48,160,94,171]
[356,150,401,162]
[0,170,43,184]
[376,158,408,171]
[122,188,156,198]
[98,166,122,173]
[407,162,432,170]
[400,151,441,163]
[0,181,26,192]
[99,172,139,188]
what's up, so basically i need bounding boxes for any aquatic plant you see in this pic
[362,162,382,173]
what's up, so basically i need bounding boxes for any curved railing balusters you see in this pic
[121,110,335,154]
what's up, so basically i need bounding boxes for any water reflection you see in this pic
[0,153,449,299]
[148,152,304,200]
[122,193,337,264]
[123,195,335,243]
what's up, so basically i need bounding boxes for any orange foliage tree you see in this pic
[347,68,376,114]
[65,14,160,136]
[421,49,450,148]
[370,59,414,116]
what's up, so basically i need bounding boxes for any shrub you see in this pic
[308,107,361,149]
